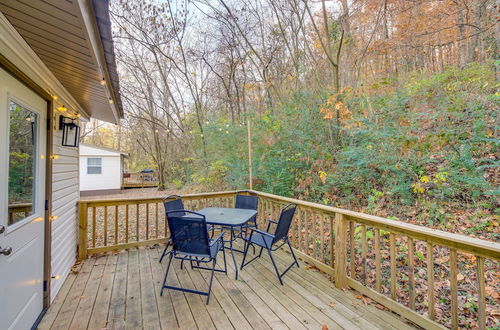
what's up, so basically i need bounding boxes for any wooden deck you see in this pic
[39,245,415,330]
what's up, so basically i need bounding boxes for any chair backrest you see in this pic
[235,193,258,210]
[163,195,185,217]
[273,204,297,243]
[166,210,210,256]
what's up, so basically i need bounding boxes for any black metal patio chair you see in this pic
[235,192,259,230]
[240,203,299,285]
[159,195,186,263]
[160,210,227,304]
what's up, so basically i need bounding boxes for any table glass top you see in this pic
[193,207,257,226]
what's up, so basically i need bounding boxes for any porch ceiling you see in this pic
[0,0,123,124]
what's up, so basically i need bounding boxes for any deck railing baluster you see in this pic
[125,204,129,243]
[390,233,397,300]
[450,248,458,329]
[477,256,485,330]
[408,237,415,309]
[92,207,96,248]
[375,228,381,292]
[104,206,108,246]
[349,220,355,278]
[361,224,367,285]
[427,242,435,320]
[115,205,118,245]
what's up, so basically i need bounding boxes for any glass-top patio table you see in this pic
[188,207,257,280]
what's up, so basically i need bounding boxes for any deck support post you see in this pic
[78,202,88,259]
[334,213,348,288]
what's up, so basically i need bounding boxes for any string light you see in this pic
[52,95,58,101]
[40,155,45,159]
[100,78,106,86]
[51,155,60,160]
[51,275,61,280]
[108,98,114,104]
[57,105,67,112]
[50,215,58,221]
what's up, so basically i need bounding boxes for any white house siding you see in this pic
[50,130,79,298]
[0,13,84,302]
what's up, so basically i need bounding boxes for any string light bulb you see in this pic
[108,98,114,104]
[100,78,106,86]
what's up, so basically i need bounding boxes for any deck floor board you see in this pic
[40,246,415,329]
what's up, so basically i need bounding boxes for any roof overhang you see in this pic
[0,0,123,124]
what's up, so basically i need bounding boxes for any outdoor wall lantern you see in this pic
[59,115,80,147]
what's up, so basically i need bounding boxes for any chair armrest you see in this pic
[210,232,225,245]
[249,227,274,238]
[266,219,278,231]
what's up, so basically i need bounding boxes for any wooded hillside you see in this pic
[84,0,498,240]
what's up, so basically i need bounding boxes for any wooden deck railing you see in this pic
[122,172,159,188]
[8,203,32,224]
[78,190,499,329]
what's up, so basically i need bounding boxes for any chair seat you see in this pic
[245,231,274,248]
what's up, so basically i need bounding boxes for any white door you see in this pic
[0,68,46,330]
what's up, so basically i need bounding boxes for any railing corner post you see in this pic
[334,212,348,289]
[78,201,88,259]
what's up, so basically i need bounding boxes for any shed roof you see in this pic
[80,143,129,157]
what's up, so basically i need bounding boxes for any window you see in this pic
[8,101,38,225]
[87,158,102,174]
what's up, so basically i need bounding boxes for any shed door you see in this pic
[0,68,46,329]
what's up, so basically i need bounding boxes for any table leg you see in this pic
[229,229,238,280]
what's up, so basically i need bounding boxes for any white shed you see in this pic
[79,144,128,196]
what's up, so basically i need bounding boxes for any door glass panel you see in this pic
[8,101,37,225]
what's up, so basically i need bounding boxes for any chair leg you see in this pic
[160,253,173,296]
[222,242,228,274]
[159,240,171,263]
[206,259,216,304]
[287,239,299,268]
[240,237,252,270]
[258,246,264,257]
[266,247,284,285]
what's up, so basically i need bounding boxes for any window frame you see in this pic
[87,157,102,175]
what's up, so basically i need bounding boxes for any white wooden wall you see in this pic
[0,13,84,302]
[50,131,79,299]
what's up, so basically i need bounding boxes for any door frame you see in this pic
[0,53,53,311]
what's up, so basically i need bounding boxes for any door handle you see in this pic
[0,246,12,256]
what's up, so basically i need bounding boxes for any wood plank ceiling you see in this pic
[0,0,121,124]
